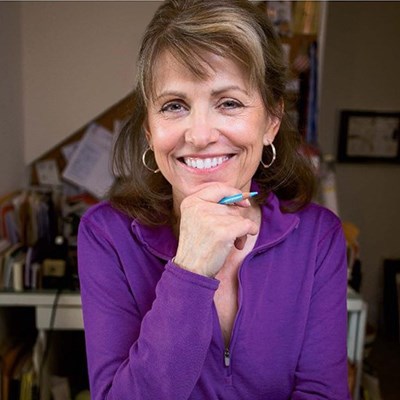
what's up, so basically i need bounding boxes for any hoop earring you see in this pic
[142,147,160,173]
[260,142,276,169]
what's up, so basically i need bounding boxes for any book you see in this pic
[2,244,25,290]
[0,239,11,253]
[12,258,25,292]
[0,241,12,289]
[0,191,20,239]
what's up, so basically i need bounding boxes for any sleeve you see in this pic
[78,217,219,400]
[292,222,351,400]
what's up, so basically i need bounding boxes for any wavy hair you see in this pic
[109,0,315,225]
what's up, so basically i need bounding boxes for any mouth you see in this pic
[180,155,232,170]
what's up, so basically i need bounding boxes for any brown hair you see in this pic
[109,0,315,226]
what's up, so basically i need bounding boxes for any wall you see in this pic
[318,2,400,326]
[20,1,161,164]
[0,2,25,346]
[0,3,25,194]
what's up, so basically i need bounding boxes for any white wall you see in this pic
[318,2,400,326]
[20,1,161,164]
[0,3,25,194]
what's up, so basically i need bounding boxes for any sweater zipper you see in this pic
[220,220,299,373]
[221,261,244,373]
[224,348,231,367]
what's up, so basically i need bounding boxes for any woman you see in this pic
[78,0,350,399]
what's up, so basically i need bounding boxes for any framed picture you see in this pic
[338,110,400,163]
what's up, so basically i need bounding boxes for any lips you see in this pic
[182,155,230,170]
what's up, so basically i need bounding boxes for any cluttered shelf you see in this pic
[0,289,85,399]
[0,90,127,399]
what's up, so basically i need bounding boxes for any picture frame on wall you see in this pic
[338,110,400,163]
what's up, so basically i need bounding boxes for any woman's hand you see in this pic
[173,184,259,278]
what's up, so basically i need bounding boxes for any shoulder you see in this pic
[80,201,133,239]
[298,202,341,225]
[293,202,344,241]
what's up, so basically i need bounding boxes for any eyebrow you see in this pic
[154,85,250,102]
[154,91,187,103]
[211,85,249,97]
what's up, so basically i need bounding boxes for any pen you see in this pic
[218,191,258,205]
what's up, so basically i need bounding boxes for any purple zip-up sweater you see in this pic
[78,192,350,400]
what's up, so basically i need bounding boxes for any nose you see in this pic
[184,109,219,148]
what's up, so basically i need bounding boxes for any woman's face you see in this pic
[146,51,281,207]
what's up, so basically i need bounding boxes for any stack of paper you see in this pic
[62,123,115,199]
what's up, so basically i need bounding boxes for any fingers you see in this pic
[175,183,259,277]
[231,198,252,208]
[185,182,239,204]
[234,235,247,250]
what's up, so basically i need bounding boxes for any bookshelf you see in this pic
[256,0,323,148]
[0,291,85,400]
[0,88,132,400]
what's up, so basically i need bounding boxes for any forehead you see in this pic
[150,50,252,97]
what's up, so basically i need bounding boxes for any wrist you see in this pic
[172,256,212,278]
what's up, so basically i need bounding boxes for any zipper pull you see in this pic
[224,348,231,367]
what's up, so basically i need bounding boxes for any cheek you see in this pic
[152,132,178,155]
[148,121,173,150]
[151,130,182,167]
[245,121,268,149]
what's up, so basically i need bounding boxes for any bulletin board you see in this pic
[30,94,134,187]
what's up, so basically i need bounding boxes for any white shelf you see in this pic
[346,287,367,400]
[0,290,83,330]
[347,287,364,311]
[0,291,81,306]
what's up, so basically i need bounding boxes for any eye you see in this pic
[218,99,244,110]
[160,101,187,113]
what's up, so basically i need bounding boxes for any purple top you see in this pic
[78,193,350,399]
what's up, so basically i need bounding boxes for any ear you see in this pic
[263,114,282,146]
[143,118,153,147]
[263,100,283,146]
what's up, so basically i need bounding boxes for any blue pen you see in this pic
[218,191,258,205]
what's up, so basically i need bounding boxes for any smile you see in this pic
[182,156,230,170]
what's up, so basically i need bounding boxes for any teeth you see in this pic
[183,156,229,169]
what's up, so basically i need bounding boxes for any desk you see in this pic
[0,290,82,330]
[0,289,366,399]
